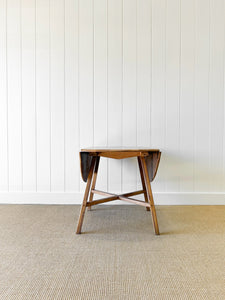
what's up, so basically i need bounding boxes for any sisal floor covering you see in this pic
[0,204,224,299]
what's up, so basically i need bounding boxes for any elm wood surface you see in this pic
[76,148,161,235]
[140,156,159,235]
[86,190,148,207]
[80,148,161,182]
[76,156,96,234]
[81,148,159,152]
[87,156,100,211]
[138,157,150,211]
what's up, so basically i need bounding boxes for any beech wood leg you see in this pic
[88,156,100,210]
[140,156,160,235]
[137,157,150,211]
[76,156,96,234]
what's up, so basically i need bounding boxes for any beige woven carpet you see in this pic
[0,205,225,300]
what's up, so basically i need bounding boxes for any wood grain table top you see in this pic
[81,148,160,152]
[79,148,161,183]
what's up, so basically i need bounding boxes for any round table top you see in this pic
[81,147,160,152]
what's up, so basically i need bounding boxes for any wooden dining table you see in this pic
[76,148,161,235]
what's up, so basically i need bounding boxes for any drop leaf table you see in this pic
[76,148,161,235]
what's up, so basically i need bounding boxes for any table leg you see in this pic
[137,157,150,211]
[76,156,97,234]
[140,156,160,235]
[88,156,100,210]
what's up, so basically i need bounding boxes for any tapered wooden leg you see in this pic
[88,156,100,210]
[140,156,160,235]
[137,157,150,211]
[76,157,96,234]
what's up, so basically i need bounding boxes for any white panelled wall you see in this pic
[0,0,225,204]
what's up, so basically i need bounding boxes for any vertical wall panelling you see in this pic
[136,0,151,148]
[151,0,166,192]
[79,0,94,193]
[194,0,210,192]
[1,0,225,203]
[136,0,151,189]
[65,0,79,192]
[223,4,225,192]
[36,0,51,191]
[21,0,36,191]
[209,0,224,191]
[179,0,195,192]
[7,0,22,191]
[122,0,137,192]
[165,0,181,192]
[93,0,108,191]
[50,0,65,191]
[0,0,8,191]
[79,0,94,149]
[107,0,123,193]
